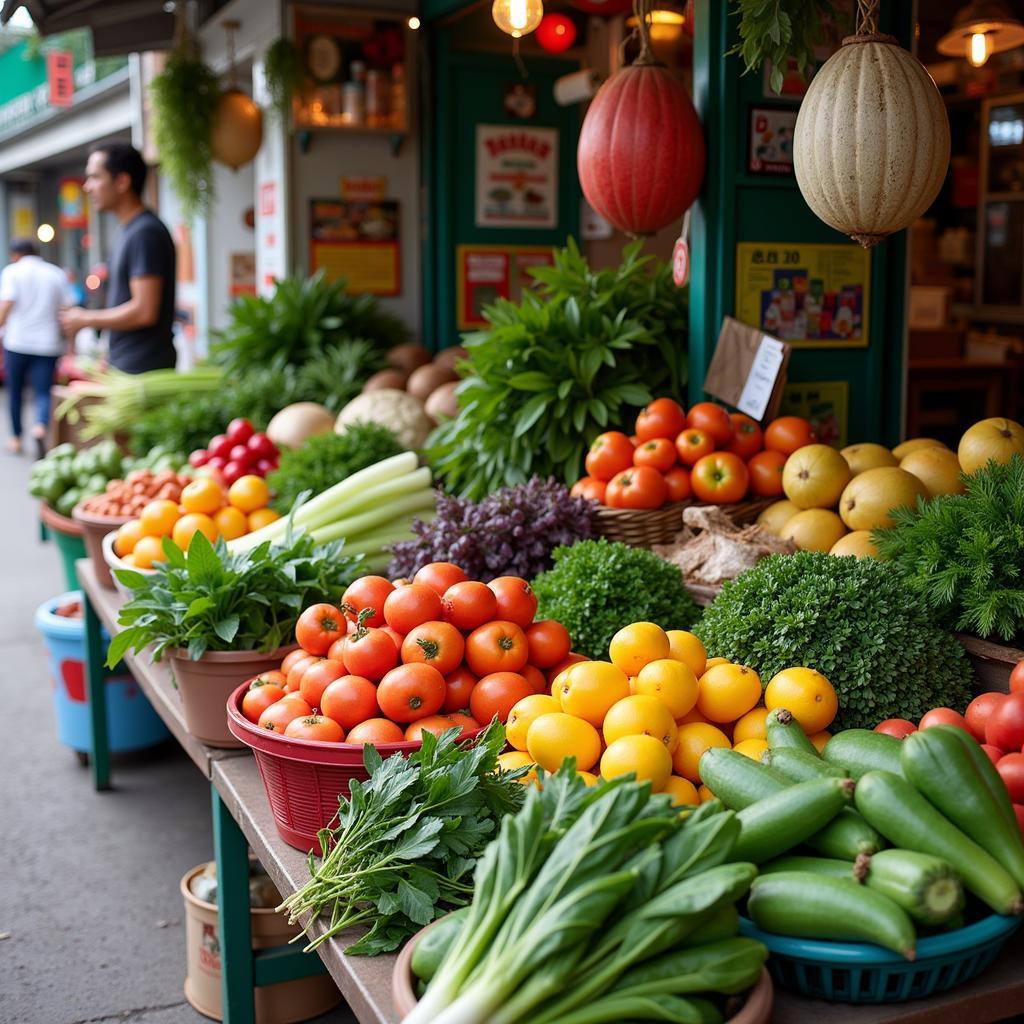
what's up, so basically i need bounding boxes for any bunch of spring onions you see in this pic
[54,365,224,439]
[229,451,435,571]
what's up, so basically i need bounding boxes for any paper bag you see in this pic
[703,317,791,423]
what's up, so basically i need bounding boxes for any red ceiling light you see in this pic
[537,12,577,52]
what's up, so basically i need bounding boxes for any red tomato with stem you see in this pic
[405,714,475,743]
[986,694,1024,751]
[764,416,816,456]
[258,697,312,733]
[320,675,380,730]
[401,621,466,676]
[487,577,538,628]
[342,576,395,628]
[377,663,446,723]
[747,450,787,498]
[675,428,715,467]
[281,648,311,676]
[341,627,398,681]
[470,672,534,725]
[635,398,687,443]
[663,467,692,503]
[585,432,636,482]
[285,654,321,693]
[284,714,344,742]
[241,678,286,723]
[874,718,917,739]
[690,452,750,504]
[299,659,348,710]
[605,467,668,509]
[346,718,405,745]
[414,562,469,596]
[520,663,548,694]
[997,753,1024,803]
[442,581,498,632]
[982,744,1004,766]
[633,438,677,473]
[465,620,529,676]
[526,620,572,669]
[448,711,481,731]
[1010,659,1024,695]
[687,402,733,446]
[442,666,478,713]
[383,583,443,634]
[227,417,255,444]
[919,707,971,732]
[965,692,1007,743]
[727,414,763,459]
[548,652,589,682]
[570,477,607,503]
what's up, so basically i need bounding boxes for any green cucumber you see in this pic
[760,855,855,879]
[765,708,821,757]
[822,729,903,779]
[854,771,1024,916]
[733,777,854,864]
[806,808,885,859]
[855,849,963,926]
[680,905,740,947]
[762,747,847,782]
[410,908,468,982]
[748,871,916,959]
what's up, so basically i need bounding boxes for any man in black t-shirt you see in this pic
[60,141,176,374]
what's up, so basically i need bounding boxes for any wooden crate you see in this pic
[957,633,1024,694]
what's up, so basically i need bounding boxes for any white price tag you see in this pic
[736,335,786,421]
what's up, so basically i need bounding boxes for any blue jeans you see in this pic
[4,348,58,438]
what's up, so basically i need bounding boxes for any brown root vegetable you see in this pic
[432,346,468,372]
[364,368,409,392]
[424,381,461,423]
[386,342,431,374]
[407,363,458,403]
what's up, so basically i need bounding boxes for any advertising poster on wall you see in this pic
[748,107,797,175]
[309,198,400,296]
[475,125,558,229]
[735,242,871,348]
[779,380,850,447]
[456,244,554,329]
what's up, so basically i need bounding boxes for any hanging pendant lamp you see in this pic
[937,1,1024,68]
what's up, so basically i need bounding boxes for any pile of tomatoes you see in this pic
[571,397,817,509]
[187,417,280,486]
[238,563,582,745]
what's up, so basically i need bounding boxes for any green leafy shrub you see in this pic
[695,551,973,731]
[874,456,1024,642]
[533,539,699,660]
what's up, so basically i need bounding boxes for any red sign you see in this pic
[47,51,74,108]
[260,182,276,216]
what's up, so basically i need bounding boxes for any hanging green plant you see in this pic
[263,37,304,120]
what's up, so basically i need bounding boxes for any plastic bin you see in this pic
[34,590,169,754]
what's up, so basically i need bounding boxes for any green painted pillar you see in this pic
[83,592,110,791]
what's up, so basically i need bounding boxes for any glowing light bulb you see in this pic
[969,31,990,67]
[492,0,543,37]
[407,16,420,29]
[36,223,55,243]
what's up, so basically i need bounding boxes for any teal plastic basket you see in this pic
[739,914,1021,1004]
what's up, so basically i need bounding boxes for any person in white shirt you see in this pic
[0,238,73,457]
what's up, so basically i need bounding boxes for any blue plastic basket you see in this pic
[739,913,1021,1004]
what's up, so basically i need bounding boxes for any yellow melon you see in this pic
[899,446,964,498]
[892,437,947,460]
[782,444,852,510]
[756,499,801,536]
[829,530,879,559]
[782,509,848,552]
[957,418,1024,475]
[840,442,898,476]
[839,467,928,531]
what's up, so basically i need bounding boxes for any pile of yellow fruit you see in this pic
[497,620,838,806]
[113,474,279,568]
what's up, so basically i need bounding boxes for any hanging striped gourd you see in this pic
[793,0,950,248]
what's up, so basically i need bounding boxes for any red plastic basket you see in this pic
[226,682,482,851]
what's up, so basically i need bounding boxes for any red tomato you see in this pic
[258,697,312,733]
[520,663,548,694]
[299,659,348,709]
[764,416,816,455]
[377,663,446,723]
[747,449,787,498]
[465,620,529,676]
[686,402,733,446]
[442,581,498,632]
[663,467,692,503]
[986,694,1024,752]
[442,666,478,713]
[633,437,677,473]
[1014,803,1024,837]
[284,714,344,743]
[346,718,405,745]
[675,428,715,467]
[281,648,311,676]
[470,671,534,725]
[585,431,635,482]
[286,654,321,693]
[636,398,687,442]
[570,476,608,503]
[487,577,538,628]
[227,417,255,444]
[525,619,572,669]
[965,692,1007,743]
[727,414,763,459]
[874,718,917,739]
[241,678,286,724]
[605,466,669,509]
[1010,659,1024,695]
[405,714,480,743]
[341,627,398,681]
[414,562,469,596]
[401,621,466,676]
[383,583,444,634]
[253,669,287,688]
[982,744,1004,766]
[320,675,380,730]
[548,651,589,682]
[919,707,971,732]
[690,452,750,504]
[997,753,1024,803]
[342,576,395,628]
[381,626,405,649]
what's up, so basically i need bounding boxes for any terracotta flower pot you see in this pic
[72,503,133,590]
[169,645,298,748]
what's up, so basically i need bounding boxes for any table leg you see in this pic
[212,784,256,1024]
[83,592,110,791]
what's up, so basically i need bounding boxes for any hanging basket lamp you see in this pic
[211,21,264,171]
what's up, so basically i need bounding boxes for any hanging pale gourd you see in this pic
[577,0,705,235]
[793,1,950,248]
[211,88,264,170]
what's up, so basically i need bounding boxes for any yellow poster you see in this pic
[735,242,870,349]
[779,380,850,447]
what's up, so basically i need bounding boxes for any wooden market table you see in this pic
[76,558,1024,1024]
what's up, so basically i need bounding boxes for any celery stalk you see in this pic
[299,466,433,533]
[310,489,436,545]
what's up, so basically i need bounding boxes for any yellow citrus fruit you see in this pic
[732,707,770,744]
[732,737,769,761]
[506,694,562,751]
[666,630,707,678]
[696,664,762,723]
[635,658,699,719]
[704,656,730,670]
[600,735,673,793]
[549,663,579,701]
[662,775,699,808]
[672,722,730,783]
[139,499,180,537]
[180,477,225,515]
[609,621,670,677]
[559,661,631,726]
[114,519,144,557]
[172,512,218,550]
[228,474,271,513]
[764,667,838,734]
[527,712,601,773]
[213,505,248,541]
[809,730,832,753]
[577,770,598,786]
[132,534,166,570]
[676,706,711,727]
[496,750,538,786]
[698,784,716,804]
[248,508,280,531]
[603,695,677,752]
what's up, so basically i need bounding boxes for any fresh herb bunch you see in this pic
[211,271,407,375]
[106,530,361,665]
[387,477,595,582]
[874,456,1024,642]
[695,551,973,731]
[263,38,304,119]
[533,539,699,660]
[268,423,403,513]
[426,240,688,499]
[279,722,527,956]
[129,392,232,457]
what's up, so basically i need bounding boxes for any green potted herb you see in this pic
[106,530,360,746]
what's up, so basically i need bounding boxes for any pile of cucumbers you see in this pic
[699,710,1024,961]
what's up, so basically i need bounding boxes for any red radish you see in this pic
[1010,659,1024,695]
[223,460,245,485]
[918,707,970,732]
[965,692,1007,743]
[875,718,917,739]
[229,444,252,466]
[997,752,1024,804]
[188,449,210,468]
[982,744,1004,766]
[227,417,255,443]
[208,434,232,460]
[1013,804,1024,837]
[986,694,1024,752]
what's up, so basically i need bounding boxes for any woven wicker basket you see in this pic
[720,497,776,526]
[594,501,691,547]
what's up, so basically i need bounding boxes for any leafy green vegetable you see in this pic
[278,722,527,956]
[106,529,361,665]
[533,539,700,660]
[426,240,687,499]
[873,456,1024,642]
[268,423,403,513]
[695,552,973,731]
